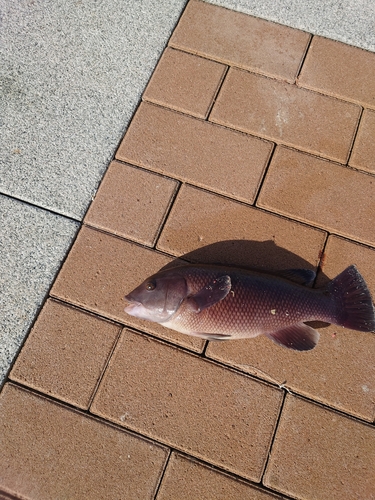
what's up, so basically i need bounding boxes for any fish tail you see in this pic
[328,265,375,332]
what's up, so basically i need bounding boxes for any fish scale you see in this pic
[165,268,329,338]
[125,263,375,351]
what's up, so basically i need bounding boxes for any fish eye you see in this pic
[145,280,156,291]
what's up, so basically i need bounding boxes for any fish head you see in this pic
[124,271,188,323]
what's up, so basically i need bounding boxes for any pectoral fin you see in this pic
[265,323,320,351]
[187,275,231,313]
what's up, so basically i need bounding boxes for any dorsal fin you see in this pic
[274,269,316,286]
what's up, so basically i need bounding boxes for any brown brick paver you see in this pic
[210,68,361,163]
[170,0,311,82]
[298,36,375,108]
[157,183,326,270]
[257,146,375,246]
[263,395,375,499]
[85,161,178,246]
[157,452,284,500]
[349,109,375,173]
[9,300,120,410]
[316,235,375,293]
[0,384,168,500]
[206,324,375,421]
[117,102,273,204]
[143,47,226,118]
[91,330,283,482]
[2,1,375,499]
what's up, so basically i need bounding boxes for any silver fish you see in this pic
[124,264,375,351]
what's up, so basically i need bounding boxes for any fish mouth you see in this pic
[124,297,141,315]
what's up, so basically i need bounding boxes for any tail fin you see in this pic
[329,265,375,332]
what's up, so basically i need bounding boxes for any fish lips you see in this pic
[124,297,141,315]
[124,295,170,322]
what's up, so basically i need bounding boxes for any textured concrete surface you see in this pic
[207,0,375,52]
[0,0,187,219]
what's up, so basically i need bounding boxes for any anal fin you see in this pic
[265,323,320,351]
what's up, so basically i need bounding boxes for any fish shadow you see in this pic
[160,239,331,330]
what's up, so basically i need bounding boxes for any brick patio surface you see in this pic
[1,1,375,498]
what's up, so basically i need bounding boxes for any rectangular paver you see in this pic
[143,47,227,118]
[257,146,375,246]
[170,0,311,83]
[298,36,375,108]
[317,235,375,295]
[349,109,375,173]
[157,184,326,271]
[50,226,205,352]
[210,68,361,163]
[0,383,168,500]
[206,323,375,421]
[264,395,375,499]
[10,299,121,410]
[116,102,273,205]
[85,161,178,246]
[157,452,283,500]
[91,330,283,482]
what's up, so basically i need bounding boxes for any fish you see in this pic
[124,264,375,351]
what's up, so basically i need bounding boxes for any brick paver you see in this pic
[157,184,326,270]
[157,452,283,499]
[91,330,283,482]
[206,323,375,421]
[264,395,375,499]
[9,300,120,410]
[170,0,310,82]
[0,384,168,500]
[85,161,178,246]
[317,235,375,294]
[2,1,375,499]
[143,47,226,118]
[117,102,273,204]
[298,36,375,108]
[210,68,361,163]
[257,146,375,246]
[349,109,375,173]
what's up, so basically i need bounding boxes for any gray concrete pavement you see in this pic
[1,0,374,385]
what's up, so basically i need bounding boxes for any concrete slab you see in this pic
[0,195,78,384]
[208,0,375,52]
[0,0,187,220]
